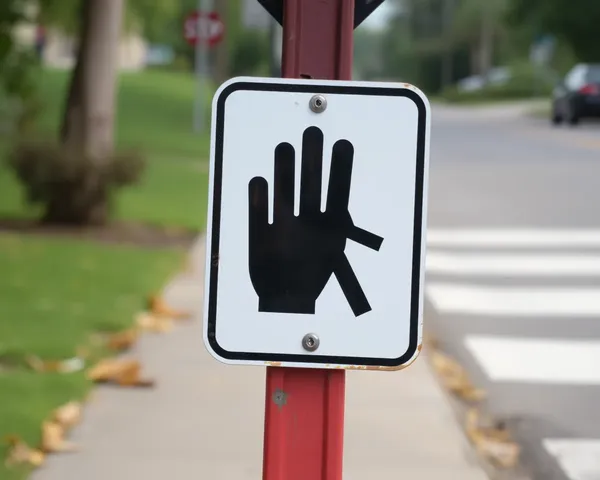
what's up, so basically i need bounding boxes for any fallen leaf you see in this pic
[107,328,140,351]
[4,435,45,468]
[136,311,172,333]
[52,401,82,430]
[87,358,154,388]
[147,295,191,319]
[465,408,520,469]
[41,421,77,453]
[430,350,487,402]
[26,355,84,374]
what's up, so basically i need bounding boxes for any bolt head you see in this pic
[302,333,320,352]
[309,95,327,113]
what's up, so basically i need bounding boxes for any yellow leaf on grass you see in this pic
[147,295,191,319]
[4,436,45,468]
[87,358,154,388]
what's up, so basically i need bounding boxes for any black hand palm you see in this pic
[248,126,383,317]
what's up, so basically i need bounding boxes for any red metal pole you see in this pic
[262,2,355,480]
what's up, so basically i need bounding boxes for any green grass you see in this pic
[1,68,213,230]
[0,234,182,480]
[34,68,212,159]
[0,68,212,478]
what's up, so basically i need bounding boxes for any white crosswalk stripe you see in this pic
[464,335,600,385]
[427,228,600,248]
[543,439,600,480]
[425,227,600,480]
[426,282,600,317]
[426,251,600,277]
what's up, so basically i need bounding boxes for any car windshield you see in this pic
[587,65,600,83]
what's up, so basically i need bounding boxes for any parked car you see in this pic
[551,63,600,126]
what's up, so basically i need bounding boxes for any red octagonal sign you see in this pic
[184,11,225,47]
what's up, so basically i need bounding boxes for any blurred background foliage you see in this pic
[4,0,600,131]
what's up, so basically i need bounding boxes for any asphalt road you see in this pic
[425,103,600,480]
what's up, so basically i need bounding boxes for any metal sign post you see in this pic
[203,1,430,479]
[184,1,224,133]
[262,3,355,479]
[193,0,208,133]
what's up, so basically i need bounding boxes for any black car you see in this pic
[551,63,600,126]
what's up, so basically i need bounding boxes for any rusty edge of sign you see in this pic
[263,344,424,372]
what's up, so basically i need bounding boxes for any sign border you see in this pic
[203,76,429,369]
[256,0,388,29]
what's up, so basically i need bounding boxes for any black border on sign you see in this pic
[206,80,428,367]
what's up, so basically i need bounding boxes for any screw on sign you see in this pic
[184,11,224,47]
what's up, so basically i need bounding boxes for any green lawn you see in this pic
[1,68,212,230]
[0,235,181,480]
[0,68,213,478]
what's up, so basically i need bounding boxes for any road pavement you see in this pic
[425,103,600,480]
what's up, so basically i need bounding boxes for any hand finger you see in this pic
[248,177,268,238]
[300,126,324,215]
[326,139,353,213]
[333,253,372,317]
[273,142,295,222]
[347,225,384,251]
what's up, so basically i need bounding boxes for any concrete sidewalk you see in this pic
[32,237,489,480]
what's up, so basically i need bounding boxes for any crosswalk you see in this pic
[425,227,600,480]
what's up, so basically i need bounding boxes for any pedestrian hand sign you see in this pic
[249,125,384,318]
[203,77,431,370]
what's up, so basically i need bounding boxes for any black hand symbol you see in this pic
[248,126,383,317]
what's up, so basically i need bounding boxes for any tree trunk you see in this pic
[61,0,123,158]
[52,0,125,225]
[60,0,90,148]
[80,0,124,161]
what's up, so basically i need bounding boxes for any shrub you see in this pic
[6,139,146,225]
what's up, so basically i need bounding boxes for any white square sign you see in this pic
[203,76,431,370]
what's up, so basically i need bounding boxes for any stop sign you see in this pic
[184,11,225,47]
